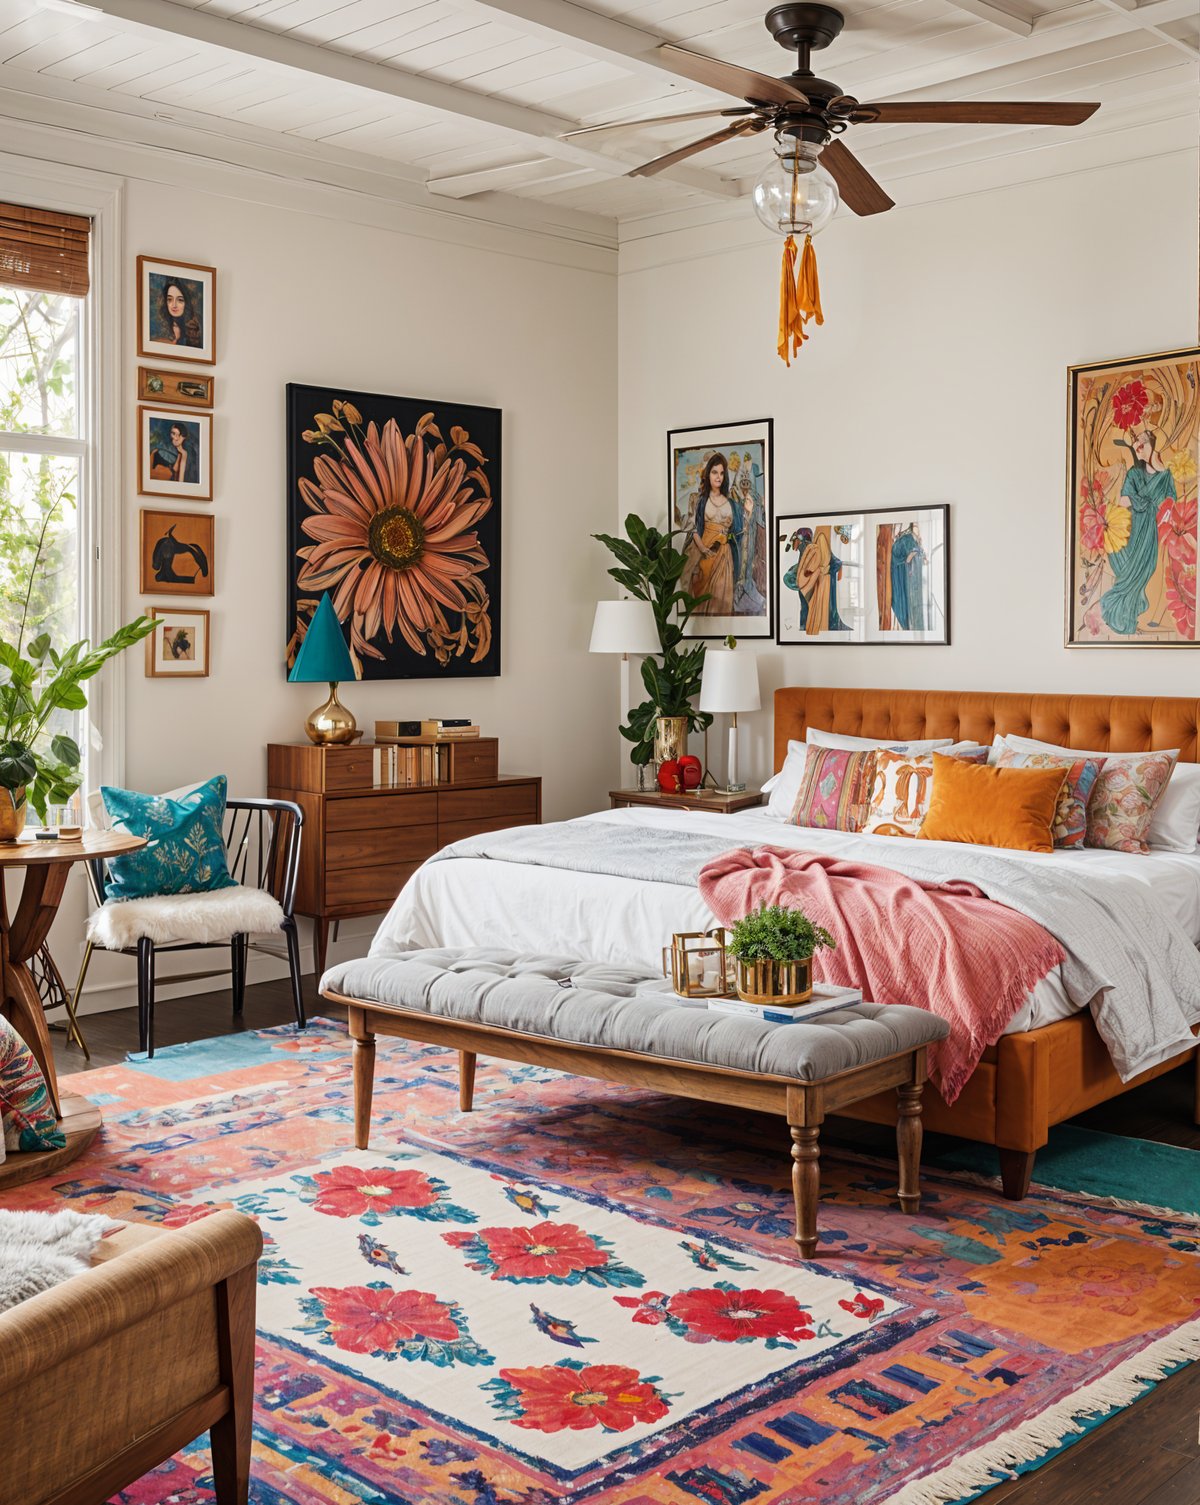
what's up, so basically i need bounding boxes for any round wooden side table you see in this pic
[0,828,146,1190]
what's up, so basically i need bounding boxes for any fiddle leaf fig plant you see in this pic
[593,512,713,767]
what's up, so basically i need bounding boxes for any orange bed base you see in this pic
[774,687,1200,1196]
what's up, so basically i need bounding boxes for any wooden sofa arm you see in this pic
[0,1210,262,1394]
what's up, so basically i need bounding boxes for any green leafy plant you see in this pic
[593,512,713,767]
[726,904,836,964]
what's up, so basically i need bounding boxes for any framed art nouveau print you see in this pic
[140,509,214,597]
[137,256,216,365]
[146,607,210,677]
[777,504,950,645]
[1067,345,1199,647]
[668,417,773,639]
[138,406,212,500]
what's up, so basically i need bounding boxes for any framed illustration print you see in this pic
[137,256,216,365]
[286,383,501,680]
[1066,345,1199,647]
[668,417,773,639]
[138,407,212,500]
[138,367,214,408]
[140,509,214,597]
[777,504,950,645]
[146,607,210,677]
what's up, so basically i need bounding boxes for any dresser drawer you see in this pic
[326,792,438,832]
[325,860,423,911]
[326,823,439,870]
[439,814,535,847]
[438,783,538,825]
[447,741,498,783]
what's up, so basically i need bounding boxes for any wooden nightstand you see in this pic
[608,788,764,814]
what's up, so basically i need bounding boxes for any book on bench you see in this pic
[708,983,863,1025]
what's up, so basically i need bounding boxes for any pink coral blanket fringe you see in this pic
[698,845,1065,1103]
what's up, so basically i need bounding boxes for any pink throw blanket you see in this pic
[698,846,1065,1103]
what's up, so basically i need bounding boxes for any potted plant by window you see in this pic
[725,903,836,1006]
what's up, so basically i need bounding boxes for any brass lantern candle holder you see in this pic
[664,928,731,999]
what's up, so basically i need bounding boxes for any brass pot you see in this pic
[653,714,688,768]
[734,956,813,1006]
[0,788,27,843]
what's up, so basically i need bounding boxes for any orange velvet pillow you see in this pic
[918,754,1068,853]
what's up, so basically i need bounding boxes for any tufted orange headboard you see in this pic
[774,688,1200,772]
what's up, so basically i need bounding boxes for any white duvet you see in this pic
[373,805,1200,1039]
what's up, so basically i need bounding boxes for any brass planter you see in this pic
[734,956,813,1006]
[0,788,27,843]
[653,714,688,768]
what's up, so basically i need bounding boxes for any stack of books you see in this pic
[707,982,863,1025]
[373,744,444,787]
[376,719,480,741]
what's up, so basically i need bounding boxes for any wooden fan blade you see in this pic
[561,107,755,140]
[629,118,766,178]
[657,43,808,108]
[821,140,894,216]
[857,100,1100,126]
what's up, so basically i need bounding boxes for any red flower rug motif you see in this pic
[12,1019,1199,1505]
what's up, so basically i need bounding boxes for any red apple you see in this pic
[679,755,702,790]
[657,759,684,793]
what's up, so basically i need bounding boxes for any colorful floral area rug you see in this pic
[11,1019,1200,1505]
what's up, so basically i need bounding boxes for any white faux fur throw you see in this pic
[0,1209,117,1312]
[87,883,286,949]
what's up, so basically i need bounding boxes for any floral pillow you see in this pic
[994,748,1105,850]
[863,745,989,838]
[0,1017,65,1153]
[790,746,876,832]
[1085,751,1178,853]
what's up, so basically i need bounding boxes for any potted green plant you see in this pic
[725,903,836,1006]
[593,513,712,771]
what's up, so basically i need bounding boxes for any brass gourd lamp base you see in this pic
[304,681,358,746]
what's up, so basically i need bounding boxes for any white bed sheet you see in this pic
[375,805,1200,1036]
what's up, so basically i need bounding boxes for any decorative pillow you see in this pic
[863,745,989,838]
[766,737,957,818]
[806,729,954,753]
[1083,753,1178,854]
[0,1017,65,1152]
[918,755,1068,853]
[101,775,235,901]
[993,748,1106,850]
[995,735,1193,852]
[789,746,876,832]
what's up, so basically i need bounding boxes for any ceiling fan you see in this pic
[563,2,1101,216]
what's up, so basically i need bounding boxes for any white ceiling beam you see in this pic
[936,0,1032,38]
[427,158,590,196]
[1090,0,1200,57]
[38,0,739,197]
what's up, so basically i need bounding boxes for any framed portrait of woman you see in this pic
[137,256,216,365]
[668,418,773,639]
[776,505,950,645]
[138,406,212,501]
[1066,345,1199,647]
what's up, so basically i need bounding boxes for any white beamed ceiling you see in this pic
[0,0,1195,235]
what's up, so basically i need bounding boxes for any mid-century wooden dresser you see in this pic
[267,742,541,976]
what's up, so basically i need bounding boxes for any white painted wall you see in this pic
[618,150,1200,790]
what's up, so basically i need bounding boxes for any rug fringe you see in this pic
[884,1318,1200,1504]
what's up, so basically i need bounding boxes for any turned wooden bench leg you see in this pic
[350,1007,376,1151]
[896,1082,924,1213]
[790,1124,821,1259]
[459,1049,476,1112]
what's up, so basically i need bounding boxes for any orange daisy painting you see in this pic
[286,383,500,678]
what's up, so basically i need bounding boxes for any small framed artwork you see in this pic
[140,509,214,597]
[136,255,216,365]
[1066,345,1200,647]
[668,417,773,639]
[138,406,212,501]
[146,607,210,677]
[137,367,214,409]
[777,504,950,645]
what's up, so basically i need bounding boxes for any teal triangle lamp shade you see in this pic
[289,593,356,684]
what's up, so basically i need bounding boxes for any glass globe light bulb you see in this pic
[752,141,840,238]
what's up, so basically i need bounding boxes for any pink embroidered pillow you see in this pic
[863,745,989,838]
[1085,751,1177,853]
[994,748,1106,850]
[790,746,875,832]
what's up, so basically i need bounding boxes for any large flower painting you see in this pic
[1068,347,1199,647]
[286,383,501,679]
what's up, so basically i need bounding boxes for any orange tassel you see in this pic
[777,233,823,365]
[797,233,823,331]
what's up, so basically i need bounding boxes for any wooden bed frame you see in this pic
[775,686,1200,1198]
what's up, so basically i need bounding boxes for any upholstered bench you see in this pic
[321,947,951,1258]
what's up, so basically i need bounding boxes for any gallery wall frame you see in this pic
[136,255,216,365]
[137,405,212,501]
[140,508,214,597]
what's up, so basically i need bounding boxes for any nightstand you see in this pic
[608,789,764,814]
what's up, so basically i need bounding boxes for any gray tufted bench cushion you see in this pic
[321,946,949,1082]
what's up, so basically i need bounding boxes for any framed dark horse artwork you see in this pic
[285,383,501,680]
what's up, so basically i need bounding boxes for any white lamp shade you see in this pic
[699,648,761,713]
[589,599,659,655]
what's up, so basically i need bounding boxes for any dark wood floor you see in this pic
[50,979,1200,1505]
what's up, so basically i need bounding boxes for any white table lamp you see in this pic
[699,647,761,792]
[590,599,660,786]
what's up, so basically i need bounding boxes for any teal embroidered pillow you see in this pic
[0,1016,65,1152]
[101,775,235,901]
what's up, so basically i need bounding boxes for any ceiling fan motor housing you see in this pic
[763,5,851,145]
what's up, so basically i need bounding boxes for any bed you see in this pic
[367,687,1200,1198]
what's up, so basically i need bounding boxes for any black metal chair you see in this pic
[81,797,307,1057]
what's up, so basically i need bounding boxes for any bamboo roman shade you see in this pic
[0,202,91,298]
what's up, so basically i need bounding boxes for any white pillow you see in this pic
[806,729,954,752]
[994,733,1199,853]
[763,738,978,821]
